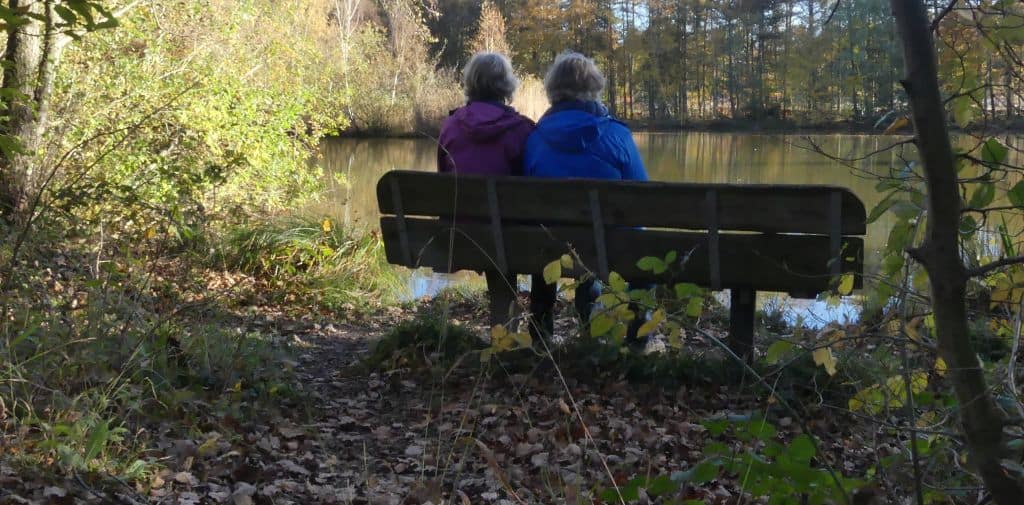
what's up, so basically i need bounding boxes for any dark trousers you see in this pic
[529,276,598,339]
[529,275,651,342]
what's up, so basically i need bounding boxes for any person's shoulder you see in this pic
[512,111,537,129]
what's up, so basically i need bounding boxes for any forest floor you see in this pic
[2,292,887,505]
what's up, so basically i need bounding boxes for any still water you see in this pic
[314,132,1020,326]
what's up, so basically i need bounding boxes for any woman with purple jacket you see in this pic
[438,52,535,175]
[438,52,534,322]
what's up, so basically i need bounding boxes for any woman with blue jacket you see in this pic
[525,51,648,341]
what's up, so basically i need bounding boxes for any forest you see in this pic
[2,0,1024,504]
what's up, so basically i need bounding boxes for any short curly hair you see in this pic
[543,51,606,103]
[462,52,520,103]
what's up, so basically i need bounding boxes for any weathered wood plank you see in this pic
[377,171,867,235]
[379,217,864,296]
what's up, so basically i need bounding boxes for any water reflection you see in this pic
[314,132,1021,326]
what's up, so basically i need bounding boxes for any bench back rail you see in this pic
[377,170,866,297]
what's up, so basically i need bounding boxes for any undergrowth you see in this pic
[217,216,405,313]
[0,215,399,486]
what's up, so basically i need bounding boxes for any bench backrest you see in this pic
[377,170,867,296]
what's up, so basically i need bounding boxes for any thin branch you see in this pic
[930,0,959,32]
[967,256,1024,278]
[824,0,842,26]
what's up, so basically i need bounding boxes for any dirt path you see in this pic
[148,318,747,505]
[1,308,844,505]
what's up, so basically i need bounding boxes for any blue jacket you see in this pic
[524,101,647,181]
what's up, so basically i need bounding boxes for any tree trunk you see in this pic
[891,1,1024,503]
[0,0,46,223]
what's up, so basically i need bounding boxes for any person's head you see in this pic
[543,51,606,104]
[462,52,519,104]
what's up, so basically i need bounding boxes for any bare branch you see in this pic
[967,256,1024,278]
[930,0,959,32]
[823,0,842,26]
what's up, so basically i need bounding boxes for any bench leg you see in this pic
[729,287,756,362]
[484,270,517,327]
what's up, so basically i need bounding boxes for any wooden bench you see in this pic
[376,170,866,356]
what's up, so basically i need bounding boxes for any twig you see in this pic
[930,0,960,32]
[967,256,1024,278]
[824,0,842,26]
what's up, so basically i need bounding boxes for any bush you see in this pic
[218,217,404,312]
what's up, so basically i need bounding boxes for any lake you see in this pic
[314,132,1021,326]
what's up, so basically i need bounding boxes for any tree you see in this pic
[890,0,1024,503]
[0,1,125,224]
[470,0,511,56]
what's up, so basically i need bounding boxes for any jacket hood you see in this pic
[535,109,611,153]
[451,102,527,141]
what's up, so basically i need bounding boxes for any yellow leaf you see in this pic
[838,273,855,296]
[322,218,332,233]
[883,116,910,135]
[490,325,508,340]
[144,227,157,240]
[637,309,666,337]
[560,254,574,269]
[935,357,947,377]
[812,347,838,376]
[197,434,221,457]
[905,317,926,343]
[511,332,532,349]
[543,260,561,285]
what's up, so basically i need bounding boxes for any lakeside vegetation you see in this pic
[1,0,1024,504]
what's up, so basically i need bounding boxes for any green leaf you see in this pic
[912,268,930,293]
[636,256,666,274]
[609,272,627,292]
[596,293,622,308]
[890,201,920,220]
[664,250,678,265]
[788,434,816,463]
[953,95,974,127]
[84,420,110,462]
[748,419,778,441]
[1008,181,1024,208]
[542,259,561,285]
[692,461,720,483]
[765,340,794,365]
[866,192,898,224]
[685,297,704,318]
[590,314,615,337]
[645,475,678,496]
[968,182,996,209]
[959,214,978,237]
[887,220,914,253]
[981,138,1009,164]
[674,282,702,299]
[882,254,905,276]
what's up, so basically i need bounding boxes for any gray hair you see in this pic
[462,52,519,103]
[543,51,606,103]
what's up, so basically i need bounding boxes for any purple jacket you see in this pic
[437,102,535,176]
